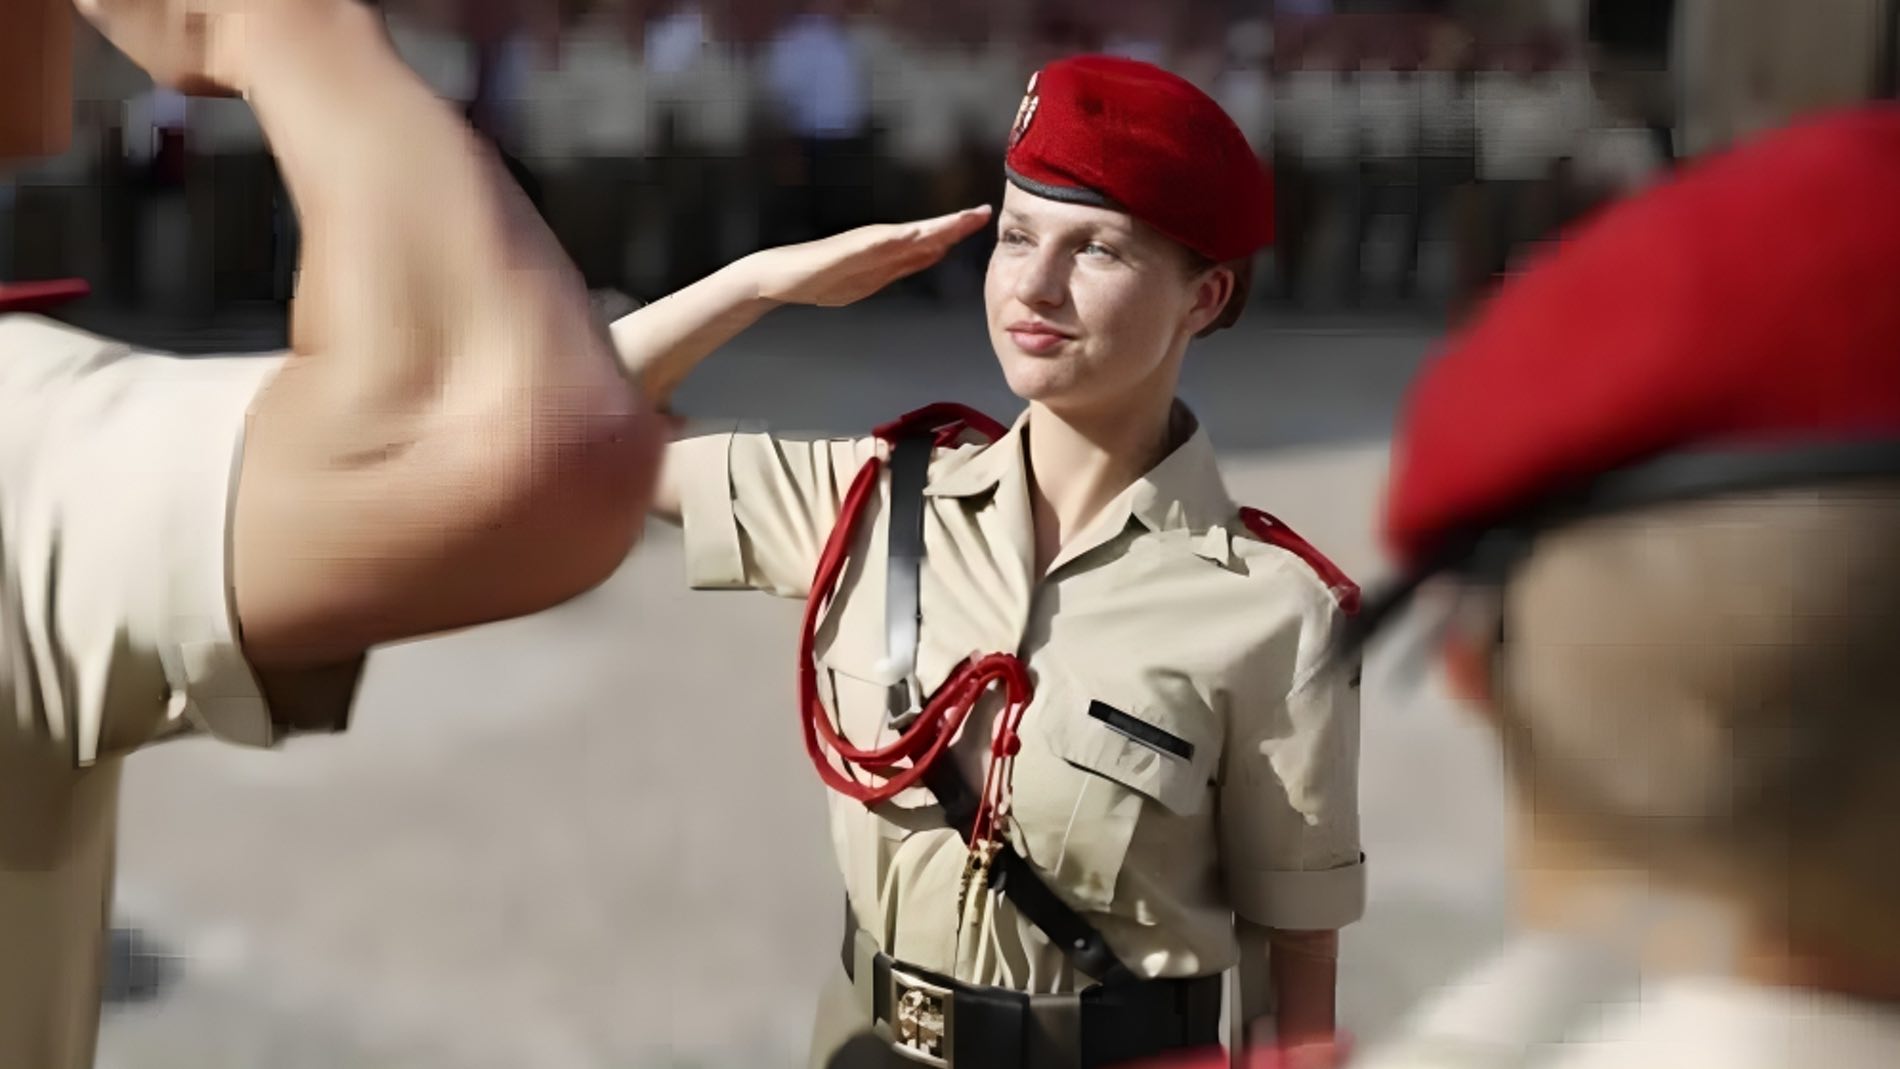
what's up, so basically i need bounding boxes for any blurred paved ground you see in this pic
[92,301,1517,1069]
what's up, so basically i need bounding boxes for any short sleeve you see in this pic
[1219,590,1366,932]
[672,428,883,599]
[0,316,360,765]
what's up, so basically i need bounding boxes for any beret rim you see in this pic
[1003,165,1117,211]
[1342,435,1900,656]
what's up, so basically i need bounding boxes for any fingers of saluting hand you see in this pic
[908,205,994,246]
[855,206,991,258]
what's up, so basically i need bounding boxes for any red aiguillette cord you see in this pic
[797,404,1032,807]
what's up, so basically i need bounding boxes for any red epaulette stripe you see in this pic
[1238,507,1362,616]
[872,403,1008,448]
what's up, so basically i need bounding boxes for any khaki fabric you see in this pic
[1356,933,1900,1068]
[676,406,1365,994]
[0,315,359,1068]
[1353,934,1641,1069]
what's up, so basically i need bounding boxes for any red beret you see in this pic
[1004,55,1274,263]
[1369,106,1900,627]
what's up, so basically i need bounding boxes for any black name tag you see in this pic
[1087,701,1194,761]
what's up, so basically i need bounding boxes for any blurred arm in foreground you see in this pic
[0,0,660,1063]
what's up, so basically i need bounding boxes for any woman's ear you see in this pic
[1192,258,1254,339]
[1187,266,1237,338]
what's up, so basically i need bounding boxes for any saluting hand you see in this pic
[72,0,328,95]
[748,207,994,308]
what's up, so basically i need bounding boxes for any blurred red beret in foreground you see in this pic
[1003,54,1275,263]
[1349,105,1900,643]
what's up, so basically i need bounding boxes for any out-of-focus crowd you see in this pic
[2,0,1678,317]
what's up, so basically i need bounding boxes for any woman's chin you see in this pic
[996,355,1078,405]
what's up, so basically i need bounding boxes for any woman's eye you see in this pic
[1000,230,1031,247]
[1081,242,1117,259]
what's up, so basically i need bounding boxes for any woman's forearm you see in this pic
[1264,927,1340,1048]
[611,255,781,409]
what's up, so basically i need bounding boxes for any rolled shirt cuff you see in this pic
[1229,853,1368,931]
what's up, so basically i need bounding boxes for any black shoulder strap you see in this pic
[883,432,1134,987]
[883,431,933,723]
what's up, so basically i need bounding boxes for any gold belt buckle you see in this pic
[888,966,954,1068]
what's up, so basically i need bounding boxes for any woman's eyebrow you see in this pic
[1001,210,1134,241]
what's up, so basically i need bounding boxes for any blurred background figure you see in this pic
[1347,24,1423,305]
[1273,23,1359,306]
[762,0,873,246]
[1413,19,1480,317]
[1213,15,1277,304]
[14,0,1900,328]
[1467,38,1574,300]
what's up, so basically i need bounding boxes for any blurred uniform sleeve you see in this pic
[672,429,884,598]
[0,317,361,766]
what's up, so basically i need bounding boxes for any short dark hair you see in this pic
[1474,484,1900,964]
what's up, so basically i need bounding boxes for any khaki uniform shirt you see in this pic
[674,407,1365,992]
[0,315,357,1068]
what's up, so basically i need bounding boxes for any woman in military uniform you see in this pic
[616,56,1366,1069]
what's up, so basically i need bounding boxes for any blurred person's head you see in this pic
[1439,488,1900,986]
[1356,106,1900,996]
[1,0,76,161]
[984,55,1265,425]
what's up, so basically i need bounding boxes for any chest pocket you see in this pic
[1010,664,1221,911]
[815,640,963,818]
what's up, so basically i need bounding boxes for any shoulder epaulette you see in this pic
[1238,506,1362,616]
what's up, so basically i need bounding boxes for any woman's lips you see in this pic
[1006,323,1073,355]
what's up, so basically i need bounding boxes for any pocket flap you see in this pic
[1041,692,1217,816]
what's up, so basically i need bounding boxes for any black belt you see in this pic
[841,912,1221,1069]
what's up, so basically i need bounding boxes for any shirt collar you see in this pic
[925,403,1236,534]
[1124,408,1235,537]
[924,407,1031,501]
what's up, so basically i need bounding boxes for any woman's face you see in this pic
[984,184,1230,417]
